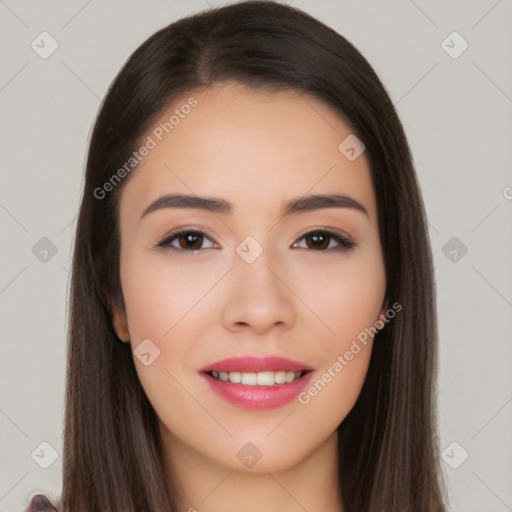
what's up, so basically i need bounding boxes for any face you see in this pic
[112,81,387,475]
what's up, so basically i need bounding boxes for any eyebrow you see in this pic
[139,193,369,221]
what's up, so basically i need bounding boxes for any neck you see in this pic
[162,428,344,512]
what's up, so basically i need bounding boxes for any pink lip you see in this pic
[200,372,314,410]
[198,356,314,410]
[199,356,313,373]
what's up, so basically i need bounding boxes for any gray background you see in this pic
[1,0,511,510]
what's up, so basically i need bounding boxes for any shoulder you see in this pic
[26,493,60,512]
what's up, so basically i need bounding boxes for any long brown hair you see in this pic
[27,1,447,510]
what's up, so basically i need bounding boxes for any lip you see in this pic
[198,356,314,410]
[200,371,314,410]
[198,356,314,373]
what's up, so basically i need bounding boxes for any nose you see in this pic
[220,249,297,335]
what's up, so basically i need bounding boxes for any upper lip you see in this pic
[199,356,314,373]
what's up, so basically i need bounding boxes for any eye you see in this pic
[156,228,355,253]
[292,230,354,251]
[156,230,217,252]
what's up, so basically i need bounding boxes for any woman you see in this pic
[27,1,447,510]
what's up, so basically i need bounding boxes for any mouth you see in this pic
[205,369,311,386]
[198,356,314,410]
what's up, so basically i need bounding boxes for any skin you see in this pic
[112,81,387,512]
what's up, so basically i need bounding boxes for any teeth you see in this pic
[229,371,241,383]
[275,371,286,384]
[257,371,275,386]
[241,372,257,385]
[210,370,303,386]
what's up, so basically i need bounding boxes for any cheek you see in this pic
[294,269,384,425]
[297,349,372,431]
[291,251,385,414]
[119,254,225,346]
[293,252,386,344]
[118,254,226,409]
[118,257,214,427]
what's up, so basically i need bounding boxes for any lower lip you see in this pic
[200,372,314,410]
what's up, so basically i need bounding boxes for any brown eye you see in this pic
[157,230,216,252]
[305,232,330,250]
[293,230,354,251]
[176,232,204,250]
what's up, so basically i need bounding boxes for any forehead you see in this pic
[118,81,377,223]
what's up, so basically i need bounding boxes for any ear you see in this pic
[376,297,389,326]
[111,304,130,343]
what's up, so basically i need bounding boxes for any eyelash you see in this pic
[155,228,355,253]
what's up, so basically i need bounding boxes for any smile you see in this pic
[208,370,306,386]
[199,356,314,410]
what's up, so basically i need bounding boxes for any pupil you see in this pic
[310,233,328,249]
[183,233,201,249]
